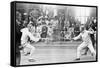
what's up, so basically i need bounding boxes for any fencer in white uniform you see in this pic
[20,24,40,61]
[72,26,96,60]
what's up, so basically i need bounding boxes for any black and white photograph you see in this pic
[11,1,98,67]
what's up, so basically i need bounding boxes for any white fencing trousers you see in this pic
[23,43,35,58]
[77,41,96,58]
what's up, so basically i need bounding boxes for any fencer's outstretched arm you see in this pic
[73,33,81,40]
[28,31,40,42]
[88,28,94,34]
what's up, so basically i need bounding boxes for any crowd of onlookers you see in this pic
[16,8,97,42]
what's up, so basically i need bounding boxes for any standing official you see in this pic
[16,11,23,65]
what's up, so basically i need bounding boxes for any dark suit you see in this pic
[15,21,22,65]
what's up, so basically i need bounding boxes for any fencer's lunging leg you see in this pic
[26,43,35,59]
[77,42,87,58]
[88,42,96,57]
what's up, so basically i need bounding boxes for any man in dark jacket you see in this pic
[16,20,22,65]
[15,11,23,65]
